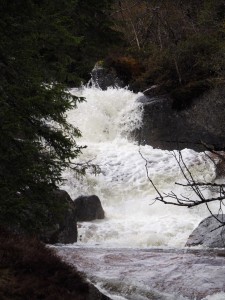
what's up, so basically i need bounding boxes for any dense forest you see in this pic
[0,0,119,234]
[108,0,225,109]
[1,0,225,238]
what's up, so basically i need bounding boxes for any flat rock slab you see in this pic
[55,247,225,300]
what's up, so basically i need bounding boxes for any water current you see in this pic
[62,86,218,248]
[57,86,225,300]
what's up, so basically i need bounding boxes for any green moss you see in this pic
[96,60,105,68]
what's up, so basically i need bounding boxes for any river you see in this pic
[57,86,225,299]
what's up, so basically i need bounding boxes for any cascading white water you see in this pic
[62,86,218,248]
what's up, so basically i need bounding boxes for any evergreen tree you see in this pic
[0,0,118,232]
[69,0,121,83]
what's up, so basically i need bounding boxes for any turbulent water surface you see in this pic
[57,246,225,300]
[58,86,225,299]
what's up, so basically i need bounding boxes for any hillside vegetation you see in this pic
[0,0,118,234]
[108,0,225,109]
[0,229,109,300]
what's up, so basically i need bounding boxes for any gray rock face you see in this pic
[186,215,225,248]
[137,87,225,151]
[90,65,124,90]
[74,195,105,221]
[40,190,77,244]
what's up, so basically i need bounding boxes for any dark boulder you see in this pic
[136,87,225,151]
[40,190,77,244]
[87,284,111,300]
[186,215,225,248]
[74,195,105,221]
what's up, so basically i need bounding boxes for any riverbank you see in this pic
[0,229,110,300]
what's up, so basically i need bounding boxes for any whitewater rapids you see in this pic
[62,86,218,248]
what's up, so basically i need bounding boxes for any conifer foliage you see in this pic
[0,0,116,232]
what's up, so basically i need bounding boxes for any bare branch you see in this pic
[175,182,225,188]
[70,158,101,176]
[138,148,164,201]
[139,146,225,223]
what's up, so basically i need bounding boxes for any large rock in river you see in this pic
[74,195,105,221]
[186,214,225,248]
[40,190,77,244]
[137,87,225,151]
[90,62,124,90]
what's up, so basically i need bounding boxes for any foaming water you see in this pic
[62,86,218,248]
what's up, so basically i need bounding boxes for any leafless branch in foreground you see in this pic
[139,147,225,227]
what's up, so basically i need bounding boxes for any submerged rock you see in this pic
[40,190,77,244]
[186,214,225,248]
[74,195,105,221]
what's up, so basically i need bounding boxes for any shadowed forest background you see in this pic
[1,1,225,298]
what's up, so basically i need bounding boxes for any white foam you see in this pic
[203,293,225,300]
[62,86,219,248]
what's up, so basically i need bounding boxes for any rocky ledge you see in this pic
[40,192,105,244]
[136,87,225,151]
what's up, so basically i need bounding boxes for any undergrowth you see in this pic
[0,228,108,300]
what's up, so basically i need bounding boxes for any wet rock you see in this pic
[137,87,225,151]
[106,56,143,88]
[87,284,111,300]
[74,195,105,221]
[40,190,77,244]
[91,63,124,90]
[136,94,153,104]
[186,214,225,248]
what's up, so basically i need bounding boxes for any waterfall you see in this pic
[62,86,217,248]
